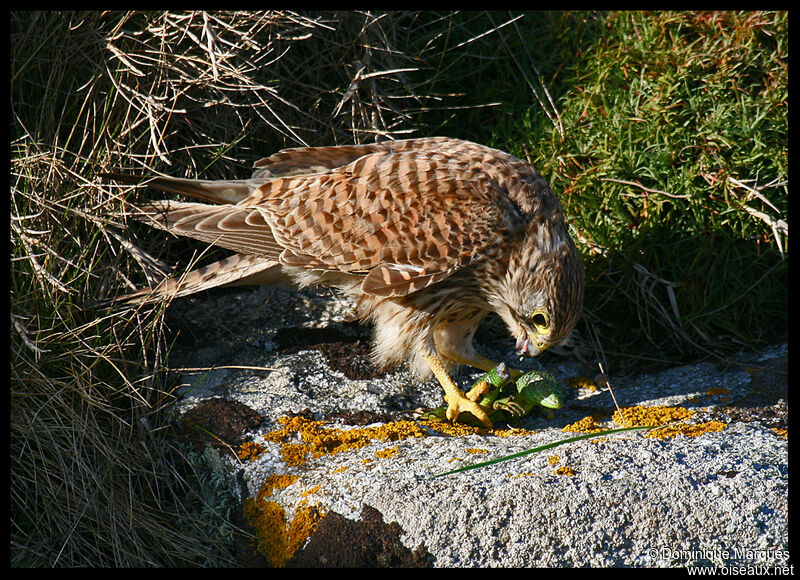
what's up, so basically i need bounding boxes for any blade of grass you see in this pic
[430,425,655,478]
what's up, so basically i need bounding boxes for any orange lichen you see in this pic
[705,387,730,396]
[772,428,788,438]
[301,485,321,497]
[419,419,482,437]
[256,474,299,501]
[646,420,727,440]
[419,418,537,437]
[569,376,597,391]
[375,446,400,459]
[493,426,537,437]
[465,448,489,454]
[562,415,606,433]
[242,496,322,568]
[263,416,325,444]
[286,500,321,560]
[564,405,728,441]
[278,442,316,467]
[612,405,727,440]
[554,466,575,476]
[547,455,560,466]
[243,470,321,567]
[242,497,287,565]
[237,441,266,462]
[613,405,695,428]
[264,416,428,466]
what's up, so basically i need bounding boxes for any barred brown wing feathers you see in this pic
[255,146,523,296]
[249,137,457,179]
[106,137,538,298]
[361,265,454,297]
[252,142,396,178]
[135,201,285,259]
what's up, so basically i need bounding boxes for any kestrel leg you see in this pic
[431,314,524,379]
[436,350,523,379]
[422,353,493,428]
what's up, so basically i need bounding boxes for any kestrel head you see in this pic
[489,226,584,358]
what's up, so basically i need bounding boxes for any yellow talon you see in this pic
[423,352,493,428]
[465,379,491,402]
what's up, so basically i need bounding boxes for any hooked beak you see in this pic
[515,330,548,357]
[515,331,530,356]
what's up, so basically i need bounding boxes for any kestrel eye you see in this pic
[530,309,549,335]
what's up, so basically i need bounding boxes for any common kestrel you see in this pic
[103,137,584,427]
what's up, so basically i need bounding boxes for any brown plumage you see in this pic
[103,137,584,427]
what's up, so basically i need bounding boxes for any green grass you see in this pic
[11,10,787,566]
[546,12,787,363]
[421,11,787,365]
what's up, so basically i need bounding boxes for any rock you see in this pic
[166,284,788,568]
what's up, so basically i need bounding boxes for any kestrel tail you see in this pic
[101,137,584,427]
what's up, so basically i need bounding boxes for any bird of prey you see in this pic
[102,137,584,427]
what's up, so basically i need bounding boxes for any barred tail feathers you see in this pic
[99,172,259,205]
